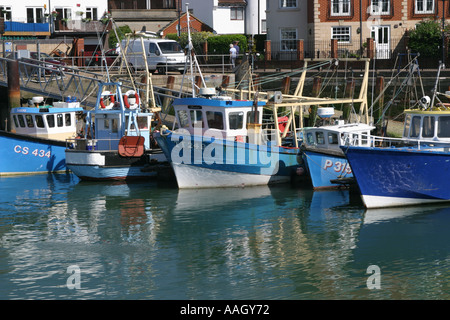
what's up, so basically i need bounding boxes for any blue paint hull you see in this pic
[343,145,450,208]
[155,131,300,188]
[303,149,353,189]
[0,131,67,176]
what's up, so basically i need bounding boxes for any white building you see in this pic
[265,0,308,57]
[0,0,108,24]
[182,0,266,35]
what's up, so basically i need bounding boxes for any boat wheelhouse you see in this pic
[0,96,83,176]
[65,82,167,181]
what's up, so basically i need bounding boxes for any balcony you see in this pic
[4,20,50,37]
[110,9,178,22]
[53,20,111,34]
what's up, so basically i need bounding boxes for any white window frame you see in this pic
[26,7,45,23]
[415,0,435,14]
[280,0,297,8]
[55,7,72,20]
[331,26,351,43]
[86,7,98,21]
[0,6,12,21]
[280,28,297,51]
[370,0,390,15]
[331,0,351,16]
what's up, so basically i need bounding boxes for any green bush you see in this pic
[109,25,132,48]
[206,34,248,55]
[408,19,449,58]
[166,32,214,54]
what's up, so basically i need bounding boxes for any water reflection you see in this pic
[1,175,450,299]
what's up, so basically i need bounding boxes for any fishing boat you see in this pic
[0,96,83,176]
[299,57,375,189]
[65,82,167,181]
[342,63,450,208]
[301,119,374,189]
[154,6,301,189]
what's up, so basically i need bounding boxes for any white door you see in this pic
[371,26,390,59]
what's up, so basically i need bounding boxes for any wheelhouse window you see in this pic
[316,131,325,144]
[247,111,260,124]
[371,0,390,15]
[403,114,411,137]
[177,110,190,128]
[332,26,351,43]
[438,116,450,137]
[331,0,351,16]
[415,0,434,14]
[190,110,203,128]
[57,114,64,127]
[229,112,244,130]
[422,116,435,138]
[65,114,71,126]
[328,132,338,144]
[280,28,297,51]
[47,115,55,128]
[35,115,45,128]
[16,115,26,128]
[230,7,244,20]
[410,116,421,138]
[25,115,34,128]
[206,111,224,130]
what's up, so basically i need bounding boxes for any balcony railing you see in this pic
[4,20,50,36]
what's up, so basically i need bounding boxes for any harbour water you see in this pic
[1,174,450,301]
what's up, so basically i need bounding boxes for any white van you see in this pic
[122,38,186,74]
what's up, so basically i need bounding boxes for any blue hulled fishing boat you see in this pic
[0,96,83,176]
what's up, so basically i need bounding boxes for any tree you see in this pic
[408,19,449,58]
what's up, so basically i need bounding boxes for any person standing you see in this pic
[229,44,237,69]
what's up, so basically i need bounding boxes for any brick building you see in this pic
[267,0,448,60]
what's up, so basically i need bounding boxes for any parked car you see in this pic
[23,52,67,75]
[85,49,120,67]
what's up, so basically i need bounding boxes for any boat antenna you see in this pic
[185,3,207,97]
[430,61,444,108]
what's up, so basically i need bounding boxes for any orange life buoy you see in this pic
[100,97,106,108]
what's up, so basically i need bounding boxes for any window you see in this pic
[86,7,98,20]
[55,8,72,20]
[306,132,314,145]
[316,131,325,144]
[438,116,450,137]
[36,115,45,128]
[27,7,44,23]
[17,115,25,128]
[415,0,434,14]
[422,116,435,138]
[25,115,34,128]
[111,119,118,133]
[261,20,267,33]
[229,112,244,130]
[0,6,11,21]
[280,0,297,8]
[177,110,190,128]
[230,7,244,20]
[332,26,351,43]
[328,132,338,144]
[190,109,203,128]
[57,114,63,127]
[280,28,297,51]
[47,115,55,128]
[371,0,390,15]
[331,0,351,16]
[65,114,71,126]
[206,111,224,130]
[137,117,149,129]
[410,116,421,138]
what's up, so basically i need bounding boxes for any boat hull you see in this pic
[65,149,167,181]
[302,148,353,189]
[344,146,450,208]
[0,131,67,176]
[155,132,300,188]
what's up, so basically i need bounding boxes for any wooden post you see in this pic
[6,60,20,131]
[162,76,176,112]
[264,40,271,61]
[374,76,384,126]
[281,76,291,94]
[342,78,355,121]
[308,76,322,126]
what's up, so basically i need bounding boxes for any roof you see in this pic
[218,0,247,6]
